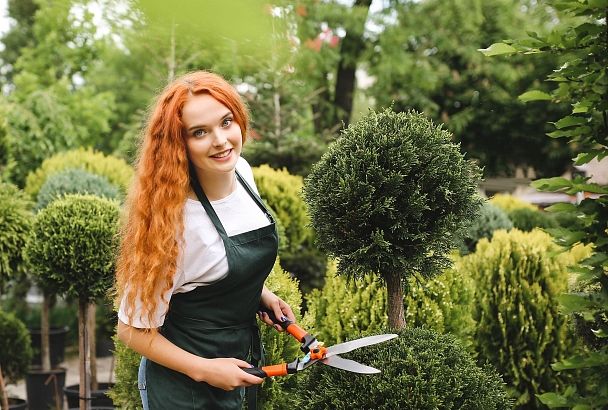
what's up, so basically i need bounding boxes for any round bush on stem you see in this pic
[0,309,33,383]
[303,108,482,328]
[25,194,120,302]
[36,168,121,210]
[0,182,33,293]
[292,327,511,409]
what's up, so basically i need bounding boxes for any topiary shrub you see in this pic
[465,229,578,408]
[302,260,388,346]
[0,309,33,408]
[458,201,513,255]
[24,148,134,199]
[508,207,558,232]
[489,193,537,213]
[108,336,142,410]
[303,108,482,328]
[36,168,122,210]
[0,182,33,293]
[292,327,511,409]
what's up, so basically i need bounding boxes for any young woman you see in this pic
[115,71,295,409]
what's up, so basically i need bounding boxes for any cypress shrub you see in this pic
[303,108,482,328]
[458,201,512,254]
[36,168,121,210]
[302,260,388,346]
[108,336,142,410]
[508,207,558,232]
[24,148,134,199]
[0,182,33,293]
[466,229,577,408]
[292,328,511,409]
[0,309,32,383]
[489,193,537,213]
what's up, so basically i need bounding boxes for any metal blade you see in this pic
[322,355,380,374]
[326,334,398,357]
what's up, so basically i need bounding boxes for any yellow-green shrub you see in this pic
[489,193,537,213]
[466,229,577,408]
[24,148,133,199]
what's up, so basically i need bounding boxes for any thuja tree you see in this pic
[481,1,608,407]
[26,194,119,410]
[303,108,482,328]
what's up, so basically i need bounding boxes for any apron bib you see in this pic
[145,167,278,409]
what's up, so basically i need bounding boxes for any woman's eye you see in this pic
[193,129,206,137]
[222,118,233,127]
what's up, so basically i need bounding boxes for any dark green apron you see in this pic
[145,167,278,409]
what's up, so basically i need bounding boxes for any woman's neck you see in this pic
[192,170,236,202]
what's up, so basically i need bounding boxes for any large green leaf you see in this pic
[478,43,516,56]
[553,115,588,129]
[545,203,577,213]
[519,90,552,102]
[552,350,608,371]
[532,177,573,192]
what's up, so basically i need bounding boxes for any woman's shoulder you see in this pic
[236,156,257,188]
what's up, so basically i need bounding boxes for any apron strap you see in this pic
[246,322,262,410]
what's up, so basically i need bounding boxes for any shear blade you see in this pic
[322,355,380,374]
[326,333,398,357]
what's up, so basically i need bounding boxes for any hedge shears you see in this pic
[245,309,397,378]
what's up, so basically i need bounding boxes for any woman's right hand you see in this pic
[193,357,263,391]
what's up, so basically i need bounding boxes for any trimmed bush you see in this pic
[489,193,537,213]
[0,309,32,383]
[25,194,120,302]
[302,260,387,346]
[466,229,577,408]
[508,207,558,232]
[24,148,134,199]
[0,182,33,292]
[108,336,142,410]
[36,168,121,210]
[292,327,511,409]
[458,201,512,254]
[303,108,482,328]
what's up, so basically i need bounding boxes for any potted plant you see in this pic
[303,108,482,329]
[0,310,32,410]
[25,194,120,410]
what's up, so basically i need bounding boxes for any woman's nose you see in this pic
[213,129,228,147]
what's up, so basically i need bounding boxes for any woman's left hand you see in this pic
[258,286,296,331]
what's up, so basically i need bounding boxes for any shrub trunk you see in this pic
[385,272,405,329]
[78,299,91,410]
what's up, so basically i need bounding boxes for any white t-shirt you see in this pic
[118,157,270,328]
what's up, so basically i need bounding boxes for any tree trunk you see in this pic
[78,299,91,410]
[0,365,8,410]
[333,0,373,129]
[88,303,97,391]
[385,271,405,330]
[41,292,51,371]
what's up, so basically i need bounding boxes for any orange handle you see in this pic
[243,363,288,378]
[286,323,308,343]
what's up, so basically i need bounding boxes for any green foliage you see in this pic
[489,193,537,213]
[292,327,511,409]
[509,207,558,232]
[0,309,32,383]
[256,259,303,409]
[302,260,387,346]
[24,194,120,302]
[458,201,513,254]
[0,182,33,292]
[108,336,142,410]
[279,247,327,295]
[304,108,482,280]
[466,229,577,408]
[36,168,122,210]
[25,148,134,199]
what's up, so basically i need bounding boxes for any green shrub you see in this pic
[108,336,142,410]
[509,207,558,232]
[36,168,122,210]
[466,229,577,408]
[489,193,537,213]
[25,194,120,302]
[280,247,327,295]
[292,327,511,409]
[24,148,134,199]
[0,309,32,383]
[302,260,387,346]
[458,201,512,254]
[0,182,33,292]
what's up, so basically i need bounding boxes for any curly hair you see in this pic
[115,71,250,329]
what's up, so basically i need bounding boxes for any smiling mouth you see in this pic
[211,149,232,159]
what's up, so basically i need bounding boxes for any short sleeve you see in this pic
[117,285,174,329]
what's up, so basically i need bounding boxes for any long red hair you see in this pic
[115,71,249,328]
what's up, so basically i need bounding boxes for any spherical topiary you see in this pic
[0,309,32,383]
[458,201,513,254]
[0,182,33,292]
[25,194,120,302]
[303,108,482,327]
[36,168,121,210]
[24,148,134,199]
[508,207,557,232]
[292,327,511,409]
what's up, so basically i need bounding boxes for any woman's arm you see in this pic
[258,286,296,330]
[116,320,263,390]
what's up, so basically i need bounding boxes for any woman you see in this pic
[115,71,295,409]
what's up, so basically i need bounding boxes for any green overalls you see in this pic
[144,169,278,409]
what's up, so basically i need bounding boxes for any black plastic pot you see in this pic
[25,366,66,410]
[8,398,27,410]
[28,326,70,367]
[64,382,114,409]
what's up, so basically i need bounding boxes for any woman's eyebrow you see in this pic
[187,111,232,132]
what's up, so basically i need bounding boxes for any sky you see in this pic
[0,0,8,36]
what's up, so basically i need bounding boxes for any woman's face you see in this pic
[182,93,243,178]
